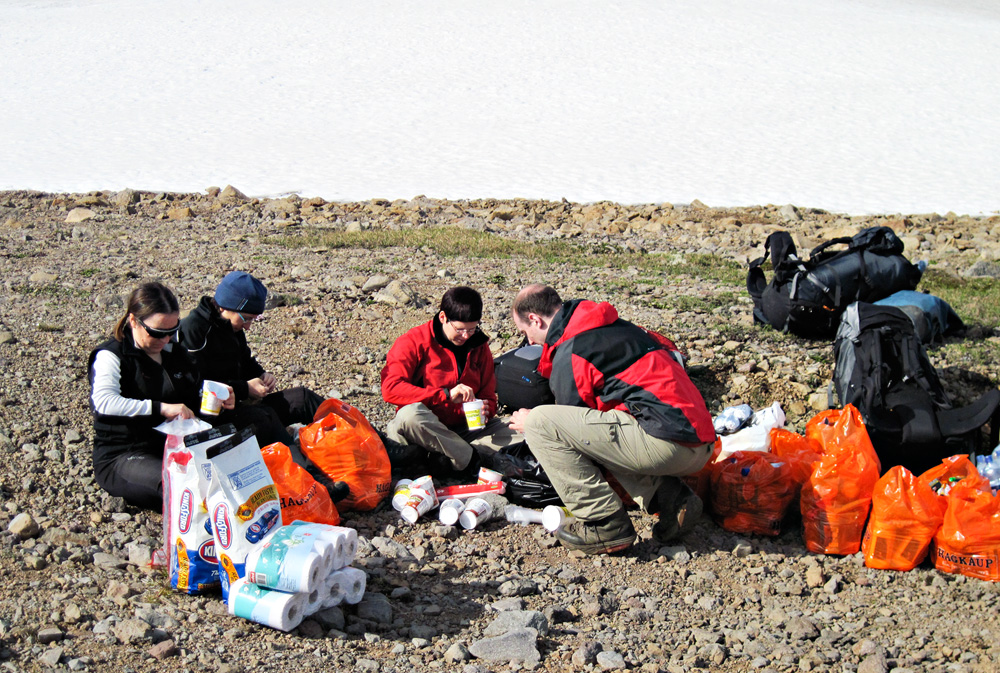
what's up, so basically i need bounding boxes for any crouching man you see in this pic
[381,286,520,475]
[508,284,716,555]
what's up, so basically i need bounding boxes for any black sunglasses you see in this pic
[137,317,180,339]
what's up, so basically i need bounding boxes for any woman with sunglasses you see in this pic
[88,281,235,509]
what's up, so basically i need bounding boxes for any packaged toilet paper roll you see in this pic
[330,566,367,604]
[228,577,305,632]
[321,572,345,609]
[287,521,358,569]
[303,585,324,615]
[245,534,323,594]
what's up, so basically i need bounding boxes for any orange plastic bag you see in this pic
[709,451,798,536]
[862,465,945,571]
[932,479,1000,581]
[260,442,340,526]
[299,398,391,511]
[918,454,989,491]
[800,405,882,555]
[770,428,823,486]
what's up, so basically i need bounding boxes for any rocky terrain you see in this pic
[1,186,999,673]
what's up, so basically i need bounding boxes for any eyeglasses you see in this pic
[448,321,480,336]
[238,312,259,325]
[137,317,180,339]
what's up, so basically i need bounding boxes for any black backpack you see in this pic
[494,344,554,412]
[747,227,923,338]
[832,302,1000,474]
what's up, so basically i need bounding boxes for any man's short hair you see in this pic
[513,285,562,320]
[440,286,482,322]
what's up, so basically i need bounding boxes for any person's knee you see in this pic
[523,407,554,442]
[393,403,432,432]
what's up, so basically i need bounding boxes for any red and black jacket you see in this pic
[539,300,715,445]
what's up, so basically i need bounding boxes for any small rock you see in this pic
[38,646,63,668]
[29,270,59,283]
[112,619,153,643]
[445,642,472,662]
[805,565,824,588]
[355,593,392,624]
[659,545,691,563]
[65,208,96,223]
[468,627,540,665]
[498,578,538,597]
[963,261,1000,278]
[779,204,801,221]
[126,542,152,566]
[148,640,178,660]
[296,619,325,639]
[92,552,128,570]
[858,650,889,673]
[483,610,549,637]
[596,650,627,670]
[219,185,248,201]
[362,275,391,292]
[36,627,64,644]
[572,641,603,666]
[8,512,39,539]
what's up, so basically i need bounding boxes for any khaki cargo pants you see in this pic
[387,402,523,470]
[523,405,713,521]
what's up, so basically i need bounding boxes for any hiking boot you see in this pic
[380,434,426,468]
[427,450,481,483]
[556,508,636,555]
[651,480,703,544]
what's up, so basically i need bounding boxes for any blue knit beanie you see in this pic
[215,271,267,314]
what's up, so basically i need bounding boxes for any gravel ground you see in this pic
[1,188,999,673]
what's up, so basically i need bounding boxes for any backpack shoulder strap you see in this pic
[747,231,797,321]
[937,388,1000,438]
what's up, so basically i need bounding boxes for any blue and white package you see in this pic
[207,426,282,601]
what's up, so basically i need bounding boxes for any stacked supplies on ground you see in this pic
[228,521,366,631]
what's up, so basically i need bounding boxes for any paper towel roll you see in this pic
[228,578,305,632]
[246,543,322,594]
[303,585,323,615]
[312,539,336,575]
[334,526,358,564]
[288,522,358,569]
[339,566,367,604]
[321,573,345,609]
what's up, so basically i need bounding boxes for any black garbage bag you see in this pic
[480,440,563,507]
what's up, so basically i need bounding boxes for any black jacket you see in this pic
[178,296,264,401]
[88,330,201,481]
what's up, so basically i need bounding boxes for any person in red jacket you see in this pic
[381,286,520,474]
[508,284,716,555]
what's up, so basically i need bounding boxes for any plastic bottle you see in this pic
[504,505,544,526]
[713,404,753,435]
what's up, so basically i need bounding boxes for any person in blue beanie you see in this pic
[178,271,324,447]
